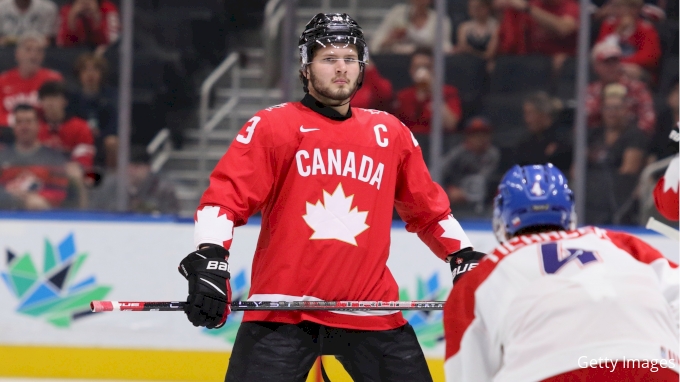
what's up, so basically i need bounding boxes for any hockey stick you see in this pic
[90,300,445,313]
[646,217,679,241]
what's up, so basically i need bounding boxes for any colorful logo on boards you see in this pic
[399,273,449,349]
[203,270,449,349]
[1,233,111,327]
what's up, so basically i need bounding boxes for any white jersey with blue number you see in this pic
[443,227,679,381]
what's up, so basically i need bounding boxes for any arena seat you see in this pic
[370,54,413,92]
[489,55,552,94]
[0,47,14,72]
[658,55,679,97]
[44,46,91,84]
[480,93,526,129]
[445,53,486,104]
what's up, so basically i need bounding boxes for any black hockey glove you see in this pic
[178,245,232,329]
[449,248,486,285]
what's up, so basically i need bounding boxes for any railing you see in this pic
[636,155,675,225]
[198,52,241,190]
[146,128,171,173]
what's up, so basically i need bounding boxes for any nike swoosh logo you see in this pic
[300,126,320,132]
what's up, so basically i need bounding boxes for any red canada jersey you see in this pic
[38,117,95,169]
[195,100,473,330]
[0,68,63,126]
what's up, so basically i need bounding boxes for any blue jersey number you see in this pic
[540,242,600,274]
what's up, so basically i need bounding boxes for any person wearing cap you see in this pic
[586,39,656,135]
[90,146,178,215]
[441,116,499,214]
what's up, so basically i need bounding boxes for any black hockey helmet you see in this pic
[298,13,368,92]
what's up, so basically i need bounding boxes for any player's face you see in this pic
[13,110,39,145]
[306,45,361,105]
[15,38,45,73]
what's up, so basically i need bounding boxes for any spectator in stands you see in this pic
[393,48,462,133]
[37,81,94,170]
[589,84,647,174]
[0,0,57,45]
[442,116,500,213]
[70,52,117,169]
[649,78,678,161]
[393,48,463,163]
[0,104,67,210]
[596,0,662,81]
[586,39,656,135]
[0,32,62,128]
[513,91,572,172]
[57,0,119,51]
[496,0,579,72]
[371,0,453,54]
[586,84,648,224]
[91,146,179,215]
[351,61,394,112]
[456,0,499,64]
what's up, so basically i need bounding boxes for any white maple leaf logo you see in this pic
[302,183,369,245]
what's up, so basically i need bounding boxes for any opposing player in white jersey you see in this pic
[444,164,679,381]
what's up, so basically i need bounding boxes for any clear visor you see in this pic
[299,35,369,67]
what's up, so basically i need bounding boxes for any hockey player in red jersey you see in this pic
[177,13,485,382]
[0,32,63,127]
[444,164,679,381]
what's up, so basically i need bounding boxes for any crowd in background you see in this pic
[356,0,678,225]
[0,0,676,225]
[0,0,181,215]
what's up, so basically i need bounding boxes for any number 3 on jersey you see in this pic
[236,116,261,144]
[540,242,601,274]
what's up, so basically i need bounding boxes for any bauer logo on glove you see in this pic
[178,245,232,329]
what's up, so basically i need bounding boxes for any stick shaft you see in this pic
[90,300,445,313]
[646,217,680,240]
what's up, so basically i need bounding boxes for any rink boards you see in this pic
[0,213,677,381]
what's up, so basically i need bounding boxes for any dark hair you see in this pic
[469,0,493,7]
[524,91,561,117]
[74,52,109,78]
[412,47,434,59]
[38,81,67,99]
[13,103,37,115]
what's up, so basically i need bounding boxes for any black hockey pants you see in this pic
[224,320,433,382]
